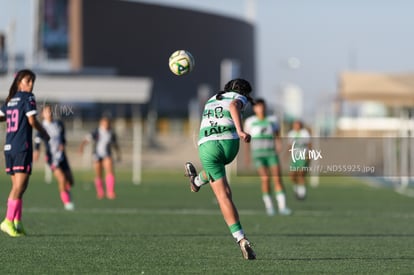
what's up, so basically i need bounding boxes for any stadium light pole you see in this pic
[410,109,414,183]
[27,0,39,68]
[7,19,16,76]
[244,0,257,24]
[399,109,410,189]
[220,59,241,182]
[132,105,143,185]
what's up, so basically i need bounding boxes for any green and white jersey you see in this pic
[244,115,279,157]
[198,92,248,146]
[287,128,310,148]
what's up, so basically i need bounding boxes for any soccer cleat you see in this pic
[294,185,307,200]
[96,188,105,200]
[14,220,26,235]
[97,193,105,200]
[279,207,293,216]
[266,207,276,216]
[295,192,306,201]
[238,238,256,260]
[1,219,22,237]
[106,192,116,200]
[64,202,75,211]
[184,162,199,192]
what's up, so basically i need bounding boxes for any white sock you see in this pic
[262,193,274,210]
[262,193,273,209]
[275,192,286,210]
[194,176,204,187]
[297,185,306,198]
[232,230,245,242]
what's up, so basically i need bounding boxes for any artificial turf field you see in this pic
[0,170,413,274]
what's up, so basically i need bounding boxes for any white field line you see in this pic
[22,207,414,219]
[23,207,236,215]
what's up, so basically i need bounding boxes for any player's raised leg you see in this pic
[184,162,209,192]
[56,168,75,210]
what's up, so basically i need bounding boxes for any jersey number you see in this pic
[6,109,19,133]
[203,107,224,119]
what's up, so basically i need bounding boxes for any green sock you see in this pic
[229,222,245,242]
[199,171,209,184]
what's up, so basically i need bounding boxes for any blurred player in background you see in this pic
[287,120,311,200]
[34,104,75,211]
[0,69,50,237]
[244,98,292,216]
[79,116,121,199]
[185,78,256,260]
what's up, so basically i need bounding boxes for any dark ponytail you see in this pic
[6,69,36,103]
[216,78,254,104]
[215,91,226,100]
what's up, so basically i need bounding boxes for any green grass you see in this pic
[0,170,413,274]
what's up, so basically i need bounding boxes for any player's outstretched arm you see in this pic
[114,144,121,162]
[28,115,50,142]
[229,99,251,143]
[33,135,42,161]
[79,137,90,154]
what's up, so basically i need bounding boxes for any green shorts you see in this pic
[198,139,239,181]
[290,159,308,169]
[253,154,279,169]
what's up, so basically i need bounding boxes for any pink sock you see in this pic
[60,191,71,205]
[6,199,19,221]
[15,199,23,221]
[95,178,104,198]
[105,173,115,198]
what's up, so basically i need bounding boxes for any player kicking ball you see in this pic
[185,78,256,260]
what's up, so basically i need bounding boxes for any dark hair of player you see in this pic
[216,78,254,104]
[6,69,36,103]
[293,119,303,128]
[42,104,52,110]
[253,98,266,106]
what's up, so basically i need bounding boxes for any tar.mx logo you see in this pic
[289,141,322,163]
[40,100,74,117]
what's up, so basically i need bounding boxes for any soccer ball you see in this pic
[168,50,195,76]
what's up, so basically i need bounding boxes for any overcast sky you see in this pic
[1,0,414,118]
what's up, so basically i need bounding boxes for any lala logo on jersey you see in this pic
[204,121,230,137]
[204,126,231,137]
